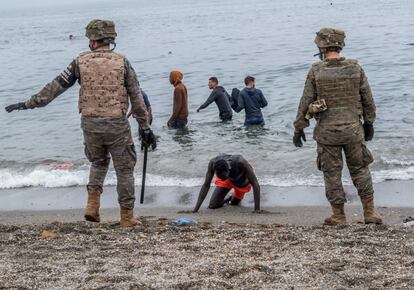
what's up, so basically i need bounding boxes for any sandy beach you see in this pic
[0,181,413,289]
[0,203,413,289]
[0,214,413,289]
[0,205,413,226]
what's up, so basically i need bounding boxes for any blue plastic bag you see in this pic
[172,218,198,225]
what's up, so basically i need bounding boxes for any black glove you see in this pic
[5,102,27,113]
[140,128,157,150]
[293,129,306,147]
[363,123,374,141]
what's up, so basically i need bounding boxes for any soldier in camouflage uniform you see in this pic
[293,28,382,225]
[5,20,156,227]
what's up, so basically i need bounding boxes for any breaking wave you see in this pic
[0,167,203,189]
[380,157,414,167]
[0,165,413,189]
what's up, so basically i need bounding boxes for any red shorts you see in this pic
[214,178,252,200]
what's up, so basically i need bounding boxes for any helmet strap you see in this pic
[313,48,325,60]
[89,39,116,51]
[110,42,116,51]
[319,48,326,60]
[88,39,94,51]
[319,53,325,61]
[102,38,116,51]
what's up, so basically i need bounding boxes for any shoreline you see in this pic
[0,179,413,211]
[0,205,412,226]
[0,179,412,226]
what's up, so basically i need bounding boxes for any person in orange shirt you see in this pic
[167,70,189,129]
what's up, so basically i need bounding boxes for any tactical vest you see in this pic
[313,59,364,144]
[78,51,128,117]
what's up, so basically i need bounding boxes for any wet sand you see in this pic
[0,205,413,226]
[1,179,413,226]
[1,180,413,211]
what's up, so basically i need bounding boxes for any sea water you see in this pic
[0,0,413,190]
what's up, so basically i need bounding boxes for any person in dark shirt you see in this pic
[128,88,154,150]
[182,154,262,213]
[128,88,152,125]
[197,77,232,121]
[234,76,268,126]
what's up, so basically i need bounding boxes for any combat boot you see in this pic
[361,195,383,224]
[324,203,346,225]
[120,207,142,227]
[84,190,101,222]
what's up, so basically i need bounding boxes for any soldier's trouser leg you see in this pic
[107,130,137,210]
[343,142,374,198]
[317,143,346,204]
[83,131,111,194]
[344,142,381,223]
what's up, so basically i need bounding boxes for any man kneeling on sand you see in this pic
[185,154,263,213]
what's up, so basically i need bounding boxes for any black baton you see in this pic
[140,145,148,204]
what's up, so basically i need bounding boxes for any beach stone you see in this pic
[40,230,59,238]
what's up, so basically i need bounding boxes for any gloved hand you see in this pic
[5,102,27,113]
[293,129,306,147]
[363,123,374,141]
[140,128,157,150]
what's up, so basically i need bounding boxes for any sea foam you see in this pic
[0,165,413,189]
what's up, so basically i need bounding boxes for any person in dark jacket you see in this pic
[128,88,154,150]
[197,77,232,121]
[234,76,268,126]
[141,89,153,125]
[128,88,153,125]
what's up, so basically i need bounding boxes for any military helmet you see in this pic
[314,28,345,49]
[85,19,117,40]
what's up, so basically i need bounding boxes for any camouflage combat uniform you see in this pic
[25,49,149,209]
[294,57,376,204]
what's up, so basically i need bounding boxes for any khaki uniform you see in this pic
[294,58,376,204]
[25,49,149,209]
